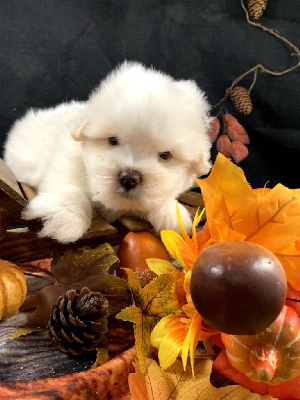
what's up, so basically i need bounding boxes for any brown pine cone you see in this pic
[247,0,268,20]
[47,287,109,356]
[230,86,253,116]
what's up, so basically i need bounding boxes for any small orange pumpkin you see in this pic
[116,231,171,285]
[221,305,300,385]
[0,259,27,320]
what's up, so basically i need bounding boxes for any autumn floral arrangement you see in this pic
[1,153,300,400]
[1,2,300,399]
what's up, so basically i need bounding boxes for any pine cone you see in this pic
[47,287,109,356]
[247,0,268,20]
[230,86,253,116]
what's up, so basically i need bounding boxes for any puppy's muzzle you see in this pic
[118,169,142,191]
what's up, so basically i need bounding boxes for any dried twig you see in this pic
[213,0,300,110]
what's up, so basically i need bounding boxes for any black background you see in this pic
[0,0,299,188]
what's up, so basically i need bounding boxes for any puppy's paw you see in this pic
[147,201,192,235]
[22,193,92,243]
[38,211,91,243]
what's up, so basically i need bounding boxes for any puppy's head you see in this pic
[72,61,212,212]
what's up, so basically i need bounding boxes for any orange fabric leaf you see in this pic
[195,154,300,289]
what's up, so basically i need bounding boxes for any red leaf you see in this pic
[216,135,231,158]
[208,117,220,143]
[230,141,249,163]
[224,114,250,144]
[223,113,239,126]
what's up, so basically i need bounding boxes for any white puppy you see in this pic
[4,61,212,243]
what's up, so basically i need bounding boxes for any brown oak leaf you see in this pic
[18,244,132,331]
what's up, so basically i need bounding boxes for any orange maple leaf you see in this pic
[195,153,300,290]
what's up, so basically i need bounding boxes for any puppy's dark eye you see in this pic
[108,137,120,146]
[158,151,172,160]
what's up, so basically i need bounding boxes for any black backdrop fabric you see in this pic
[0,0,299,189]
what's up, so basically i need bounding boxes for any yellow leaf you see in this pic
[129,357,275,400]
[11,327,37,339]
[117,305,156,374]
[92,347,109,369]
[116,269,180,372]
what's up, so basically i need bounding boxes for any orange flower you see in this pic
[150,297,217,376]
[160,205,212,271]
[148,206,217,376]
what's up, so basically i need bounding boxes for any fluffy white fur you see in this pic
[4,61,212,243]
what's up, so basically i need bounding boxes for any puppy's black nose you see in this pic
[118,170,142,191]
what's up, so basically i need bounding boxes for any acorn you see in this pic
[116,231,171,286]
[190,241,287,334]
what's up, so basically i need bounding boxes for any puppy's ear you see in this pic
[71,122,87,141]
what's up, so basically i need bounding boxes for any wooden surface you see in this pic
[0,159,27,226]
[0,274,135,399]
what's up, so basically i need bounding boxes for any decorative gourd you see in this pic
[221,305,300,385]
[0,259,27,320]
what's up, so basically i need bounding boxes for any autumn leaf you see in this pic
[92,347,109,369]
[195,153,300,289]
[18,244,131,331]
[129,357,275,400]
[116,269,180,373]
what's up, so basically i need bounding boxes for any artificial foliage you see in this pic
[129,358,274,400]
[13,244,131,336]
[116,268,180,373]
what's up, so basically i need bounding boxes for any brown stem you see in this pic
[212,1,300,109]
[249,68,258,93]
[241,0,300,59]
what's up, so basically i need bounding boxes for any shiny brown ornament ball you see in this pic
[190,241,287,334]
